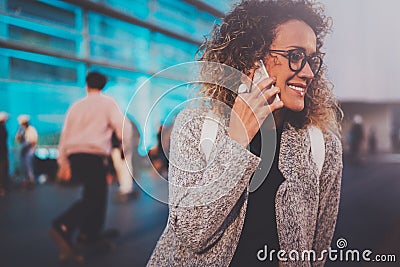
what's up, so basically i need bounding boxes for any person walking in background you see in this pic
[368,127,377,154]
[111,127,140,203]
[390,127,400,153]
[148,125,171,179]
[15,114,38,187]
[0,112,9,196]
[50,71,131,259]
[349,114,365,163]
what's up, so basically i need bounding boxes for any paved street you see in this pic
[0,155,399,267]
[327,155,400,267]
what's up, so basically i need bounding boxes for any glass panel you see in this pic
[88,12,150,41]
[88,13,151,71]
[197,12,216,37]
[8,25,76,53]
[151,0,197,38]
[91,0,149,20]
[7,0,76,28]
[151,33,198,70]
[10,58,77,83]
[200,0,237,13]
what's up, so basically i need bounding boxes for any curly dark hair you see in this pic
[197,0,342,135]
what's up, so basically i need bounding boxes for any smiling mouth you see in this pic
[288,84,306,96]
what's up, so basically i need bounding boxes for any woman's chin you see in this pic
[285,103,304,112]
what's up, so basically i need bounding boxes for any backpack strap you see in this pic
[200,112,219,162]
[308,125,325,176]
[201,117,325,176]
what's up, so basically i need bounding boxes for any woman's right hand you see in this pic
[228,77,284,147]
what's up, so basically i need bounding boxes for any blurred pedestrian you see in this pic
[148,125,170,178]
[15,114,38,186]
[349,114,365,163]
[0,112,9,196]
[392,128,400,153]
[159,124,172,178]
[111,126,139,203]
[390,128,398,153]
[50,71,130,258]
[368,127,377,154]
[129,121,142,175]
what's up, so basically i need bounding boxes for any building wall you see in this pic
[0,0,235,158]
[0,0,239,175]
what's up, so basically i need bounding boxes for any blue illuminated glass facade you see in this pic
[0,0,236,162]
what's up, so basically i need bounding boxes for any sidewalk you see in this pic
[0,174,168,267]
[327,155,400,267]
[0,159,399,267]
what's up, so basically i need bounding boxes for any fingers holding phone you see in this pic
[229,63,284,147]
[242,60,284,108]
[252,60,281,102]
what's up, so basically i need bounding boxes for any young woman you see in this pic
[147,1,343,266]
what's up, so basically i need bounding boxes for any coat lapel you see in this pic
[275,124,320,256]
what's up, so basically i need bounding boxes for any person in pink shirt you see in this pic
[50,71,131,259]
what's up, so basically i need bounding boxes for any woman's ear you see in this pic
[266,53,281,69]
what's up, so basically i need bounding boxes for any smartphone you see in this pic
[252,60,280,102]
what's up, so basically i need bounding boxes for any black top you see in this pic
[230,127,284,266]
[0,123,8,160]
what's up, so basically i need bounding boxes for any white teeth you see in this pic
[288,85,305,92]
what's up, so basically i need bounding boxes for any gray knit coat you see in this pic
[147,108,343,267]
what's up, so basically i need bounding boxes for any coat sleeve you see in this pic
[312,133,343,267]
[168,109,261,254]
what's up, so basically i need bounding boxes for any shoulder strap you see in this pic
[201,119,326,175]
[200,112,219,162]
[308,125,325,176]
